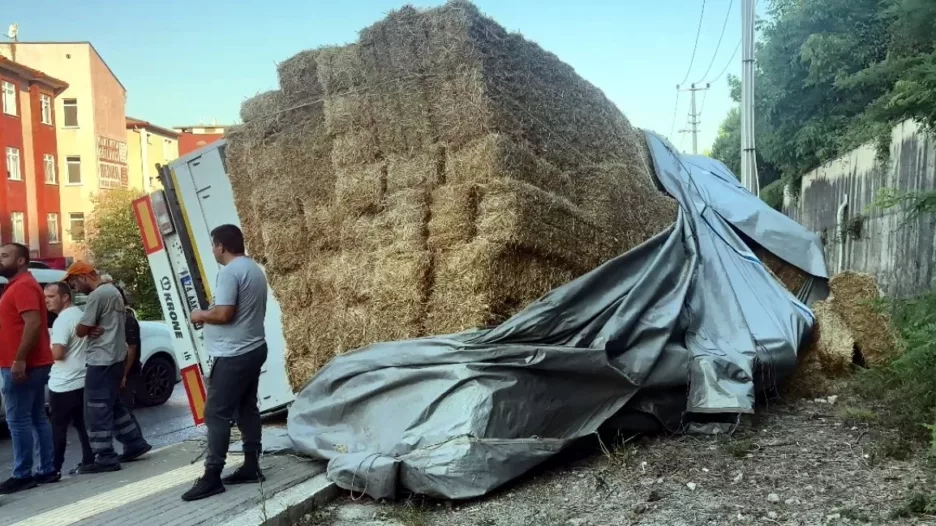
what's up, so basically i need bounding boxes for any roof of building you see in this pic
[0,55,68,93]
[6,42,125,92]
[173,124,231,132]
[127,117,180,138]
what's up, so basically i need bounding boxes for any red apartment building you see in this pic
[0,56,67,261]
[175,124,226,156]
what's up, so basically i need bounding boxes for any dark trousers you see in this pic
[119,370,140,412]
[49,388,94,472]
[85,364,149,466]
[205,344,267,470]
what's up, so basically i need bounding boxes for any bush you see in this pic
[855,286,936,447]
[759,179,785,211]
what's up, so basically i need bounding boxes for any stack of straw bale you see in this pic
[225,1,679,389]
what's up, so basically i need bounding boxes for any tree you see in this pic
[81,188,161,320]
[710,0,936,196]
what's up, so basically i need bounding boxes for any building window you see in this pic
[69,212,85,241]
[163,138,172,160]
[63,98,78,127]
[66,156,81,184]
[47,213,60,244]
[6,147,21,181]
[40,94,53,125]
[11,212,24,244]
[2,81,15,116]
[43,154,56,184]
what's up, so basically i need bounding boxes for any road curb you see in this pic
[224,472,339,526]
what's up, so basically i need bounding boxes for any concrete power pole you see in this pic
[679,83,709,155]
[740,0,759,194]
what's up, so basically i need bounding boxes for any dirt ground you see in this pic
[298,397,936,526]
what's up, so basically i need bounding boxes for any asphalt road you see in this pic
[0,382,204,475]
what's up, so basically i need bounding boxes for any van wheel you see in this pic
[137,355,174,407]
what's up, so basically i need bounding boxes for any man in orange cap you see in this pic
[64,262,151,473]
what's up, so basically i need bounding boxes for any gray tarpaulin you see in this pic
[286,132,829,500]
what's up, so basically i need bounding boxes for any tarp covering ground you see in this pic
[286,133,829,500]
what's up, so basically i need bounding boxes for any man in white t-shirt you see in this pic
[44,282,94,476]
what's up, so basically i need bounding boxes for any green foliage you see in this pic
[711,0,936,192]
[759,179,785,211]
[82,188,162,320]
[855,287,936,446]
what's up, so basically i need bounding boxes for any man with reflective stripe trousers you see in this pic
[0,243,58,493]
[65,262,152,473]
[182,224,268,501]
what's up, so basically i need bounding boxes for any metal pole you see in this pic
[690,84,698,154]
[741,0,758,194]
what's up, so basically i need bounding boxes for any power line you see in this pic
[678,0,707,86]
[668,90,681,140]
[709,38,742,85]
[696,0,734,83]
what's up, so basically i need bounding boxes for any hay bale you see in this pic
[786,300,855,397]
[828,272,901,366]
[226,1,679,390]
[753,246,810,294]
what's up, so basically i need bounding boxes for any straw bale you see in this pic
[334,162,387,216]
[277,50,322,104]
[785,300,855,397]
[387,149,443,194]
[226,1,681,388]
[753,246,809,294]
[828,272,901,366]
[427,239,579,333]
[427,183,480,251]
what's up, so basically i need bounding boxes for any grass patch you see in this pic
[721,438,756,459]
[838,406,878,426]
[840,507,873,522]
[889,492,936,519]
[386,501,431,526]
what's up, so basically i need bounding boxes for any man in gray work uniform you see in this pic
[182,224,268,501]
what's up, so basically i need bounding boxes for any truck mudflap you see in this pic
[133,194,208,425]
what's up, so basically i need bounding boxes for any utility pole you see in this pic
[740,0,758,194]
[678,83,709,155]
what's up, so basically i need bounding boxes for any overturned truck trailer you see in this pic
[286,133,829,500]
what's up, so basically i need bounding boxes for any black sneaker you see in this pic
[78,463,121,474]
[222,466,266,485]
[69,462,94,476]
[36,471,62,484]
[181,470,225,501]
[0,476,38,494]
[119,443,153,463]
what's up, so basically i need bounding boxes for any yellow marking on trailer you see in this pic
[170,168,213,302]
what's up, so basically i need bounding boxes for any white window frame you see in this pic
[66,156,81,185]
[43,154,56,184]
[6,147,21,181]
[69,212,85,241]
[11,212,25,244]
[62,98,78,127]
[40,94,53,125]
[2,81,16,116]
[47,213,60,244]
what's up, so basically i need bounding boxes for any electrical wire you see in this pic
[709,38,741,85]
[668,90,681,140]
[696,0,734,84]
[678,0,707,87]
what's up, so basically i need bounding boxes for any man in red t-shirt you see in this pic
[0,243,57,494]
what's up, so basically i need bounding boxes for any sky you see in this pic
[4,0,769,153]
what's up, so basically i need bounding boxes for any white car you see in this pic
[0,269,180,424]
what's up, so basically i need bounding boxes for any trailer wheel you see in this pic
[137,355,175,407]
